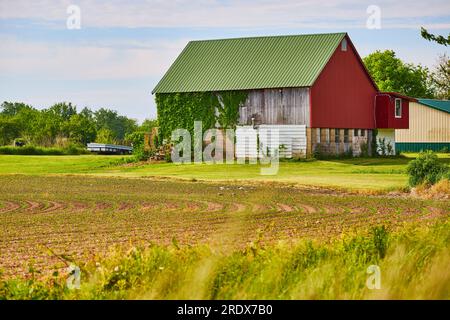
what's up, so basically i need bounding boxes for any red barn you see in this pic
[153,32,410,157]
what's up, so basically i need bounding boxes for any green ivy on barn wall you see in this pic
[216,91,248,129]
[155,91,248,142]
[156,92,218,142]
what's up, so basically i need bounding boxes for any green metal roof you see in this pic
[152,32,347,94]
[417,99,450,114]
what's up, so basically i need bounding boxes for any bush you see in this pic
[133,148,153,162]
[377,137,394,156]
[124,131,145,150]
[312,143,327,159]
[406,151,449,187]
[360,141,369,157]
[0,145,88,156]
[124,131,153,162]
[371,129,378,157]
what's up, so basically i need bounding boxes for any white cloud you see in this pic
[0,0,449,29]
[0,35,187,80]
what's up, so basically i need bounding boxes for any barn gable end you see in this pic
[310,35,378,129]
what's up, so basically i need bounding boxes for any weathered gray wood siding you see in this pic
[239,88,310,126]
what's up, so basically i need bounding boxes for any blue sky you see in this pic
[0,0,449,122]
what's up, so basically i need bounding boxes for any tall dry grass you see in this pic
[1,220,449,300]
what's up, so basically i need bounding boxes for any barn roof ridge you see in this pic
[152,32,347,94]
[188,32,347,43]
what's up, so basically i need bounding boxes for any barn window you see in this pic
[395,98,402,118]
[317,128,321,143]
[335,129,340,143]
[354,129,359,137]
[344,129,349,143]
[361,129,365,137]
[341,39,347,51]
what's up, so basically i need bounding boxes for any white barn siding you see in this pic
[236,125,307,158]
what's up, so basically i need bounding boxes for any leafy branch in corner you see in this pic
[421,27,450,46]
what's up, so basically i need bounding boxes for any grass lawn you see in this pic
[97,160,409,191]
[0,153,448,191]
[0,155,122,174]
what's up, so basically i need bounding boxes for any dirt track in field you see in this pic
[0,175,448,278]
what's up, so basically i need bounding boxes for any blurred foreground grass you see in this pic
[1,220,448,300]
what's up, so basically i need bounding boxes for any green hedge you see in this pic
[0,145,89,155]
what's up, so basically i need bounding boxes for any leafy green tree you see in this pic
[140,119,158,132]
[67,113,97,145]
[0,116,20,145]
[1,102,33,116]
[420,27,450,46]
[48,102,77,122]
[94,108,138,142]
[94,108,118,130]
[119,116,138,140]
[430,54,450,99]
[363,50,435,98]
[33,110,62,146]
[95,128,117,144]
[125,131,145,149]
[79,107,94,119]
[14,106,40,143]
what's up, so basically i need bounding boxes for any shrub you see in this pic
[406,151,449,187]
[0,145,88,156]
[371,129,378,157]
[386,141,394,156]
[133,148,153,162]
[123,131,151,162]
[377,137,391,156]
[313,143,327,159]
[360,141,369,157]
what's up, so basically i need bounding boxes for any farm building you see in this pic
[395,99,450,152]
[152,32,410,158]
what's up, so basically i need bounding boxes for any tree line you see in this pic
[0,102,157,147]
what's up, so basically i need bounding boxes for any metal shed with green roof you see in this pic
[396,99,450,152]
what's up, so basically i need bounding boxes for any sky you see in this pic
[0,0,449,122]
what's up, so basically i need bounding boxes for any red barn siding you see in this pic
[395,99,410,129]
[374,94,390,128]
[375,93,410,129]
[310,36,378,129]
